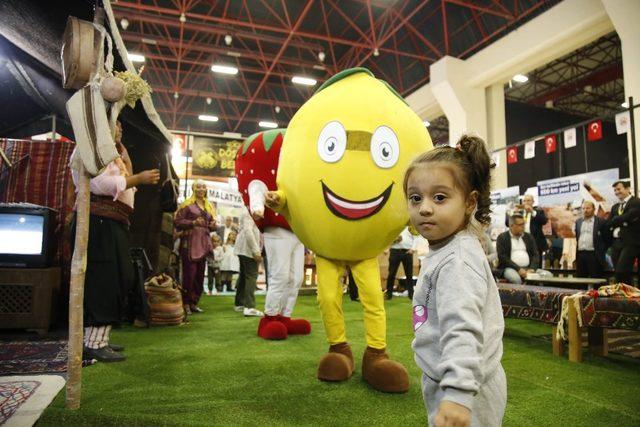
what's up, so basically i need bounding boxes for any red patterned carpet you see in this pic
[0,341,67,375]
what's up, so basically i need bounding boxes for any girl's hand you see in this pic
[194,217,206,227]
[434,401,470,427]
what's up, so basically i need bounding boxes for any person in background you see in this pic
[607,180,640,284]
[506,194,548,257]
[234,209,264,317]
[217,216,238,243]
[497,214,540,284]
[74,120,159,362]
[174,180,216,314]
[206,234,224,294]
[220,232,239,293]
[575,200,606,278]
[385,226,418,300]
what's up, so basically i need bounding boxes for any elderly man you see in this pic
[607,180,640,284]
[216,216,237,243]
[575,200,606,278]
[506,195,548,256]
[497,214,540,284]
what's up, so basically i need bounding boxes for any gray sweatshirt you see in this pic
[411,230,504,409]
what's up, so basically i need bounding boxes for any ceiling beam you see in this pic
[113,1,433,62]
[528,62,623,105]
[151,85,303,109]
[233,0,315,131]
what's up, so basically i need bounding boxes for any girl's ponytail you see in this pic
[457,135,494,226]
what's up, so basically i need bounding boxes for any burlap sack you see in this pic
[144,274,185,326]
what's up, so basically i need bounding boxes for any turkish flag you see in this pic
[545,134,557,153]
[507,146,518,164]
[587,120,602,141]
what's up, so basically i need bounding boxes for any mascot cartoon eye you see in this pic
[317,121,347,163]
[370,125,399,168]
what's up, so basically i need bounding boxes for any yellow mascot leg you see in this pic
[316,256,346,345]
[315,256,354,382]
[350,257,386,349]
[352,256,409,393]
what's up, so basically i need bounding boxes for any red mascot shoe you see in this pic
[279,316,311,335]
[257,315,288,340]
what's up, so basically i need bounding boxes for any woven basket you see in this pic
[144,274,185,326]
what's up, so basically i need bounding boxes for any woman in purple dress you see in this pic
[175,180,217,314]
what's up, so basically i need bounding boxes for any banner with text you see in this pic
[537,168,619,238]
[191,136,242,178]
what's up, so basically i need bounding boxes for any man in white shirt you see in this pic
[575,201,606,278]
[496,214,540,284]
[385,226,417,299]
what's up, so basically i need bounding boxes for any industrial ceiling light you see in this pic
[545,100,554,108]
[128,53,145,63]
[512,74,528,83]
[621,101,629,108]
[174,91,179,99]
[224,34,233,46]
[318,51,326,62]
[423,120,430,127]
[373,48,380,57]
[259,121,278,129]
[120,18,129,30]
[179,13,186,23]
[275,106,281,113]
[211,64,239,75]
[206,97,212,105]
[291,76,317,86]
[199,115,219,122]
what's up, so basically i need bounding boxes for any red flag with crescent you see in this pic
[507,146,518,164]
[545,134,557,154]
[587,120,602,141]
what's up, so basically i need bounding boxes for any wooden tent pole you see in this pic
[65,163,89,409]
[65,5,105,409]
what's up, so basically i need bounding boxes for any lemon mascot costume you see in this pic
[268,68,432,393]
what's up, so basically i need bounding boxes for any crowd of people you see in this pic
[172,181,264,317]
[493,180,639,285]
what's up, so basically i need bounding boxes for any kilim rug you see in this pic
[0,341,67,376]
[0,375,65,426]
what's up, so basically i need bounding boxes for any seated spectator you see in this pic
[497,214,540,284]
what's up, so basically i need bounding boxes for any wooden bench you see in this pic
[525,276,606,290]
[498,283,579,356]
[566,294,640,362]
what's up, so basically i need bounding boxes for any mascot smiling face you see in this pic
[277,68,432,260]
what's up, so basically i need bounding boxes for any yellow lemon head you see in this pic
[277,68,432,260]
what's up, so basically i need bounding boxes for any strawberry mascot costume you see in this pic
[235,129,311,340]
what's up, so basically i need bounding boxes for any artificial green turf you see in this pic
[40,295,640,426]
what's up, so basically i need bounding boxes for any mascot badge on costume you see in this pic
[235,129,311,340]
[266,68,432,393]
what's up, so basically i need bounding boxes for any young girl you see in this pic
[405,135,505,427]
[206,234,224,294]
[220,232,240,294]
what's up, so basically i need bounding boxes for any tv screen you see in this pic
[0,203,56,268]
[0,213,44,255]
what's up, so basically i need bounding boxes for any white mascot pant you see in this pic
[263,226,305,317]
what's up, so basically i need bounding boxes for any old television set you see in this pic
[0,203,56,268]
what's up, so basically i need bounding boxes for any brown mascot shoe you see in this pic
[362,347,409,393]
[317,342,355,382]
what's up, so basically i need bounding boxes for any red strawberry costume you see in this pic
[235,129,311,340]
